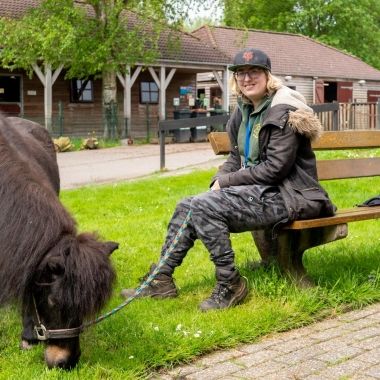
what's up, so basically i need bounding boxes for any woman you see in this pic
[121,48,335,311]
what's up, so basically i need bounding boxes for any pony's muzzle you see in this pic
[44,340,81,370]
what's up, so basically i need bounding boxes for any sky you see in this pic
[187,3,224,24]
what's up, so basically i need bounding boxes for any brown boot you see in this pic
[199,275,248,312]
[120,264,178,299]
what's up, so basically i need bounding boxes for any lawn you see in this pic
[0,168,379,379]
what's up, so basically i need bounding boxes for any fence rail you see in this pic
[312,102,379,131]
[158,114,230,169]
[5,101,379,140]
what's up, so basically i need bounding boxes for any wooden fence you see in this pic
[312,102,380,131]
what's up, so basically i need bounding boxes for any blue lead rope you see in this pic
[243,118,252,168]
[84,210,193,328]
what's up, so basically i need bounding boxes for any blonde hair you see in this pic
[229,70,283,100]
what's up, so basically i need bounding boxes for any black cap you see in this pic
[229,48,271,72]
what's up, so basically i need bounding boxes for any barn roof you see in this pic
[192,25,380,81]
[0,0,230,67]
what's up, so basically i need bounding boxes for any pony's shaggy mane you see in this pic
[0,114,116,319]
[45,233,116,320]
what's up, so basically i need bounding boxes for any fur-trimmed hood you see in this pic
[271,86,322,141]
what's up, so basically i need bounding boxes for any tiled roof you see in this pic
[156,28,230,65]
[192,25,380,81]
[0,0,230,67]
[0,0,40,18]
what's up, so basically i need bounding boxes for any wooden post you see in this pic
[117,66,141,139]
[32,63,63,131]
[44,64,52,131]
[223,68,229,112]
[159,67,165,121]
[333,103,339,131]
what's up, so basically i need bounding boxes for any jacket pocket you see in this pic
[293,187,327,219]
[296,187,329,201]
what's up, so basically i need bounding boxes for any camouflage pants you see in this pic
[159,185,288,282]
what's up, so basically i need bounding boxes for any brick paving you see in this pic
[154,303,380,380]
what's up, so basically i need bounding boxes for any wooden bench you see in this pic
[208,130,380,284]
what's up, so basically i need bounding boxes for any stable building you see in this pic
[192,25,380,129]
[0,0,230,138]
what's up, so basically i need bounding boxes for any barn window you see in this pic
[70,78,94,103]
[140,81,158,104]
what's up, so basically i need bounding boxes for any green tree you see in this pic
[223,0,380,70]
[0,0,211,136]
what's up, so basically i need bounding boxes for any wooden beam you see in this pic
[286,207,380,230]
[51,64,63,85]
[223,68,229,111]
[317,158,380,180]
[159,115,230,132]
[208,131,231,155]
[164,68,176,90]
[159,67,165,121]
[116,71,125,87]
[212,70,223,90]
[44,63,52,130]
[32,63,46,86]
[313,130,380,150]
[148,67,160,89]
[130,66,142,86]
[208,130,380,155]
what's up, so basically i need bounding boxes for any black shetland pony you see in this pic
[0,116,118,369]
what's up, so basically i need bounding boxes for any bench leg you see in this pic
[279,224,348,286]
[252,224,348,286]
[251,229,278,266]
[276,230,312,287]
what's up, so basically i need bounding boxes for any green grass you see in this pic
[0,168,380,379]
[315,147,380,159]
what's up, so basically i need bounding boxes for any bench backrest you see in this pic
[208,130,380,181]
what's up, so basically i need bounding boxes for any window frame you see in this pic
[70,78,94,103]
[139,81,159,104]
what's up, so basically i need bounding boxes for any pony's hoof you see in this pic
[20,339,37,350]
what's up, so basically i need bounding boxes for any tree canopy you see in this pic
[0,0,215,136]
[223,0,380,70]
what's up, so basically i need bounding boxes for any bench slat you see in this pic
[286,207,380,230]
[313,130,380,150]
[208,132,231,155]
[317,158,380,180]
[208,130,380,155]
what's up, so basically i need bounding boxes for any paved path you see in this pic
[57,142,224,190]
[57,143,380,380]
[156,303,380,380]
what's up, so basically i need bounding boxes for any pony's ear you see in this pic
[35,251,66,285]
[104,241,119,256]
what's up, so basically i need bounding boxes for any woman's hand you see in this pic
[211,180,220,191]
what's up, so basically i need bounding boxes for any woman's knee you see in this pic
[175,196,193,213]
[190,191,221,216]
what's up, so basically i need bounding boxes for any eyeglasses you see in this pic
[234,68,264,81]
